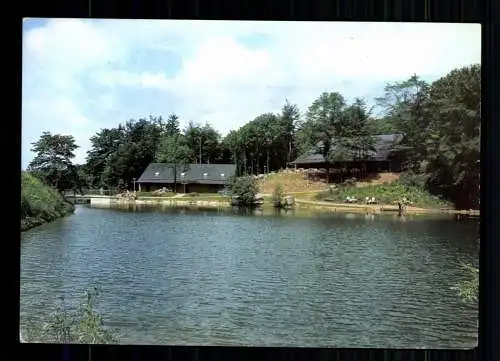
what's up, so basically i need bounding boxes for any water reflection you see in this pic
[89,203,460,222]
[21,204,478,348]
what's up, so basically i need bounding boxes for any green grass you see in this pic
[135,191,175,198]
[185,193,229,201]
[314,182,452,209]
[21,172,74,231]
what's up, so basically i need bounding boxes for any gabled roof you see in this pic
[138,163,236,184]
[291,133,404,164]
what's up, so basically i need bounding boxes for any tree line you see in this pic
[26,64,480,209]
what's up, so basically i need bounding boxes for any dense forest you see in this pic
[26,64,480,209]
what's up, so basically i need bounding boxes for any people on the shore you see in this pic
[394,197,412,217]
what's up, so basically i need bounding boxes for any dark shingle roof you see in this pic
[138,163,236,184]
[292,151,326,165]
[291,133,404,164]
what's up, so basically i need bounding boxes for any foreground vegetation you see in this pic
[315,181,452,209]
[22,286,118,344]
[21,172,74,231]
[454,264,479,303]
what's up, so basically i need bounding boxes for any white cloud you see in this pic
[22,19,480,167]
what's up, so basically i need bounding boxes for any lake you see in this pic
[20,205,478,348]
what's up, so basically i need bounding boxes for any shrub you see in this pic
[22,286,118,344]
[229,176,259,207]
[21,172,74,230]
[453,264,479,303]
[398,171,430,189]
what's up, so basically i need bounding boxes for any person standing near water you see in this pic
[395,197,411,217]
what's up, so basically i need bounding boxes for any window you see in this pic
[154,172,160,176]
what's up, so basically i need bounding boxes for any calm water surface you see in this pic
[20,205,478,348]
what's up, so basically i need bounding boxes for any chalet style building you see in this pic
[290,133,404,173]
[137,163,236,193]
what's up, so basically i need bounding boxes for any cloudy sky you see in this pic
[21,19,480,168]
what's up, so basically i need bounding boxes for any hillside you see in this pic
[258,169,401,194]
[21,172,74,231]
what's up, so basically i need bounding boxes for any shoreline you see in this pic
[21,208,75,232]
[89,196,479,217]
[293,199,480,216]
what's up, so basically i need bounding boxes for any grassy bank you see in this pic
[135,191,174,197]
[21,172,74,231]
[314,182,452,209]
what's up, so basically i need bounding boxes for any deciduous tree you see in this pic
[28,132,79,192]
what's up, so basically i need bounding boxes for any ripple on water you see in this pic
[20,206,478,347]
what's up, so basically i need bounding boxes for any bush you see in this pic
[229,176,259,207]
[398,171,430,189]
[188,192,199,197]
[21,172,74,230]
[453,264,479,303]
[22,286,118,344]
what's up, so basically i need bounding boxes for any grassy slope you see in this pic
[258,171,330,194]
[315,182,451,209]
[258,170,452,209]
[21,172,74,231]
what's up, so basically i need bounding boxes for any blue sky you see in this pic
[22,20,480,168]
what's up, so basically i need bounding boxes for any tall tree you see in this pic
[183,122,221,164]
[341,98,375,160]
[89,117,164,189]
[28,132,79,191]
[221,130,242,174]
[100,143,142,190]
[164,113,180,137]
[375,75,430,170]
[305,92,346,180]
[86,127,124,187]
[155,135,192,192]
[183,121,203,164]
[423,64,480,208]
[294,119,317,157]
[280,99,300,165]
[199,123,222,164]
[306,92,346,159]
